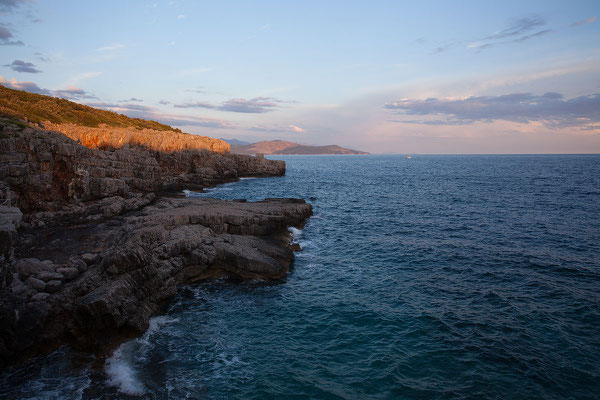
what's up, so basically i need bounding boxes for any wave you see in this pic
[104,316,178,396]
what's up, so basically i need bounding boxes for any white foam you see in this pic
[288,227,303,240]
[105,347,147,396]
[104,316,178,396]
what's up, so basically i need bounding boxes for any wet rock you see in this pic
[56,267,78,281]
[80,253,97,265]
[15,258,53,280]
[25,276,46,291]
[31,293,50,302]
[45,280,62,293]
[36,271,64,282]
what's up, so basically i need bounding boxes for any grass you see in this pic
[0,85,181,132]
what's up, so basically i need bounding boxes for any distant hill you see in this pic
[231,140,369,155]
[0,84,180,132]
[220,138,250,146]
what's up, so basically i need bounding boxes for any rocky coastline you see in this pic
[0,119,312,368]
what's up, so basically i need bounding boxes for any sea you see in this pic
[1,154,599,399]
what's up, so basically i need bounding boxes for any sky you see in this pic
[1,0,599,153]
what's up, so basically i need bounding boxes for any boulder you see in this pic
[25,276,46,291]
[45,280,62,293]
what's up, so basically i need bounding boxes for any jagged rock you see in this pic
[25,276,46,291]
[44,280,62,293]
[0,119,310,369]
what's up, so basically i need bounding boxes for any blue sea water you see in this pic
[1,154,600,399]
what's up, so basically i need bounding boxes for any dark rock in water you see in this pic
[0,197,311,367]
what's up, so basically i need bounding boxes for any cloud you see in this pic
[0,76,97,99]
[96,43,126,52]
[176,14,185,19]
[158,99,171,105]
[51,85,97,100]
[174,96,287,113]
[119,97,143,102]
[4,60,42,73]
[465,15,551,51]
[34,52,50,62]
[0,75,49,94]
[485,16,546,40]
[0,24,24,46]
[0,0,26,12]
[87,102,231,129]
[289,125,305,133]
[384,92,600,129]
[571,16,597,27]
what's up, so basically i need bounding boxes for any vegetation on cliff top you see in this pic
[0,85,180,132]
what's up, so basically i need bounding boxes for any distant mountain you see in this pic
[231,140,369,155]
[220,138,250,146]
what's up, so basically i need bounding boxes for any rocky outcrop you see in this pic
[0,197,311,367]
[0,118,311,368]
[43,122,230,154]
[0,120,284,219]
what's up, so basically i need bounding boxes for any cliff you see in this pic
[0,117,311,367]
[231,140,369,155]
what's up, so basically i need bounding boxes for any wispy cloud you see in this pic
[467,15,552,51]
[174,96,290,113]
[67,71,101,85]
[385,92,600,129]
[0,0,26,13]
[96,43,126,52]
[4,59,41,73]
[176,14,185,19]
[119,97,143,102]
[571,16,597,27]
[86,101,232,129]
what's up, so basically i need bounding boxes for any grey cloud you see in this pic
[0,76,49,94]
[0,0,24,12]
[0,25,24,46]
[184,89,204,94]
[484,16,545,40]
[87,102,230,128]
[385,92,600,128]
[4,59,41,73]
[52,87,97,100]
[175,96,285,113]
[463,15,551,52]
[158,99,171,105]
[118,97,143,102]
[0,78,98,100]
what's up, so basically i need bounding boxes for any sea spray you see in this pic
[104,316,179,396]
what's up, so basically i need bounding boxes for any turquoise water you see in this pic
[2,155,600,399]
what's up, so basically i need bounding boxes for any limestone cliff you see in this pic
[43,122,230,154]
[0,118,311,368]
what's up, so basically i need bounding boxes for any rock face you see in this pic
[0,197,311,367]
[44,122,230,154]
[0,121,285,218]
[0,118,312,368]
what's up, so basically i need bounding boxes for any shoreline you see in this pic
[0,120,312,368]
